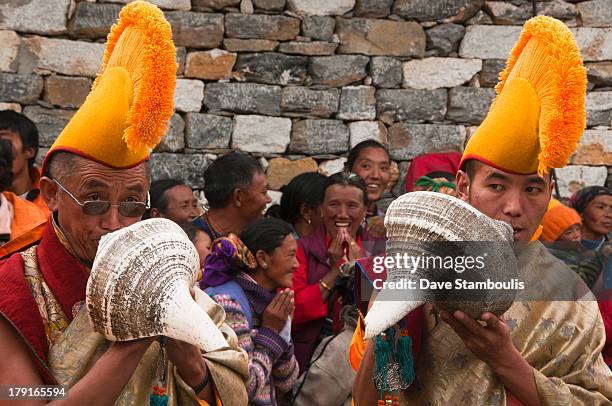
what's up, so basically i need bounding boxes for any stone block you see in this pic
[287,0,355,15]
[301,16,335,41]
[337,86,376,120]
[0,103,21,113]
[150,153,210,189]
[466,10,493,25]
[23,106,74,146]
[459,25,521,60]
[586,91,612,127]
[355,0,393,17]
[0,0,69,35]
[204,82,281,116]
[104,0,191,10]
[376,89,448,123]
[578,0,612,27]
[232,115,292,153]
[225,14,300,41]
[185,113,232,149]
[555,165,609,198]
[571,129,612,166]
[234,53,308,85]
[309,55,370,87]
[266,157,319,190]
[290,119,349,154]
[184,50,236,80]
[278,41,338,56]
[587,62,612,88]
[22,37,104,78]
[223,39,279,52]
[336,18,426,57]
[281,87,340,118]
[174,79,204,113]
[479,59,505,87]
[192,0,240,11]
[43,76,91,109]
[253,0,286,10]
[537,0,578,25]
[370,57,402,88]
[402,58,481,89]
[393,0,482,22]
[572,27,612,62]
[349,121,387,148]
[176,47,187,76]
[319,157,347,176]
[69,3,121,38]
[447,86,496,125]
[484,1,531,25]
[166,12,224,49]
[426,23,465,56]
[388,123,466,160]
[155,114,185,153]
[0,74,44,104]
[0,31,20,72]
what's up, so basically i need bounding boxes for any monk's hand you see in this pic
[440,310,523,374]
[165,337,209,390]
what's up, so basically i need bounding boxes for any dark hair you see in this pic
[324,172,369,206]
[424,171,455,183]
[204,151,264,210]
[240,218,293,257]
[265,204,282,219]
[0,110,39,171]
[279,172,327,224]
[180,221,202,242]
[145,179,185,218]
[0,139,14,191]
[346,140,390,172]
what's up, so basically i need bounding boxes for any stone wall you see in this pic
[1,0,611,207]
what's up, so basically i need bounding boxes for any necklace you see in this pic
[202,211,224,240]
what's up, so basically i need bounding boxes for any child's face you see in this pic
[193,231,212,268]
[558,223,581,243]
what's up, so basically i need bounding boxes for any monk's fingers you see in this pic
[440,310,472,341]
[452,310,487,337]
[481,312,505,333]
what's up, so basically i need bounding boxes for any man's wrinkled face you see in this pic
[42,160,149,265]
[0,130,34,177]
[456,163,553,243]
[159,184,200,224]
[238,172,271,224]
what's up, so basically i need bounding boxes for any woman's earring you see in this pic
[262,262,268,269]
[306,217,311,225]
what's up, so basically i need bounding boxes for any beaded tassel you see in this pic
[150,338,168,406]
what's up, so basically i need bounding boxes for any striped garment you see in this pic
[212,293,299,405]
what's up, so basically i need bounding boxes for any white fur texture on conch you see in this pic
[87,218,228,352]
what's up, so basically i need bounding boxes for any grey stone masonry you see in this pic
[309,55,370,87]
[281,87,340,118]
[204,82,282,116]
[290,119,350,155]
[234,53,308,85]
[447,87,496,125]
[150,153,211,189]
[376,89,448,124]
[0,74,44,104]
[185,113,233,149]
[388,123,466,160]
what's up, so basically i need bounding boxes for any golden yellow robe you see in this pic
[21,243,249,406]
[401,242,612,405]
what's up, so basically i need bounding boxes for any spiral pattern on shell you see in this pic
[87,218,228,351]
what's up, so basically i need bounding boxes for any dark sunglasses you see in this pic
[54,179,149,217]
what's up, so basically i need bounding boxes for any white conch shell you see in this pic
[364,191,516,339]
[87,218,228,352]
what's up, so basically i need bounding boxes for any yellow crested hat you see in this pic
[461,16,587,176]
[42,1,176,172]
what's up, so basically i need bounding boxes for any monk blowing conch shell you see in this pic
[364,191,518,339]
[87,218,229,352]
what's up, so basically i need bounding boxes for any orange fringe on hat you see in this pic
[94,0,176,153]
[495,16,587,176]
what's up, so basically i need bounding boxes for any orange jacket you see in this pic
[0,192,47,257]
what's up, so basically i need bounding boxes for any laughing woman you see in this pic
[203,218,299,406]
[291,172,381,372]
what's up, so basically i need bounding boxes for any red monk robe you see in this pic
[0,220,89,384]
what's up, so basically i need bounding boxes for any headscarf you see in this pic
[201,234,256,288]
[568,186,611,214]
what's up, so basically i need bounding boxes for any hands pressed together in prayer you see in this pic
[328,226,361,267]
[440,309,542,406]
[263,288,295,333]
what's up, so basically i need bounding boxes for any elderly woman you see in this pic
[569,186,612,251]
[202,218,299,406]
[291,172,385,372]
